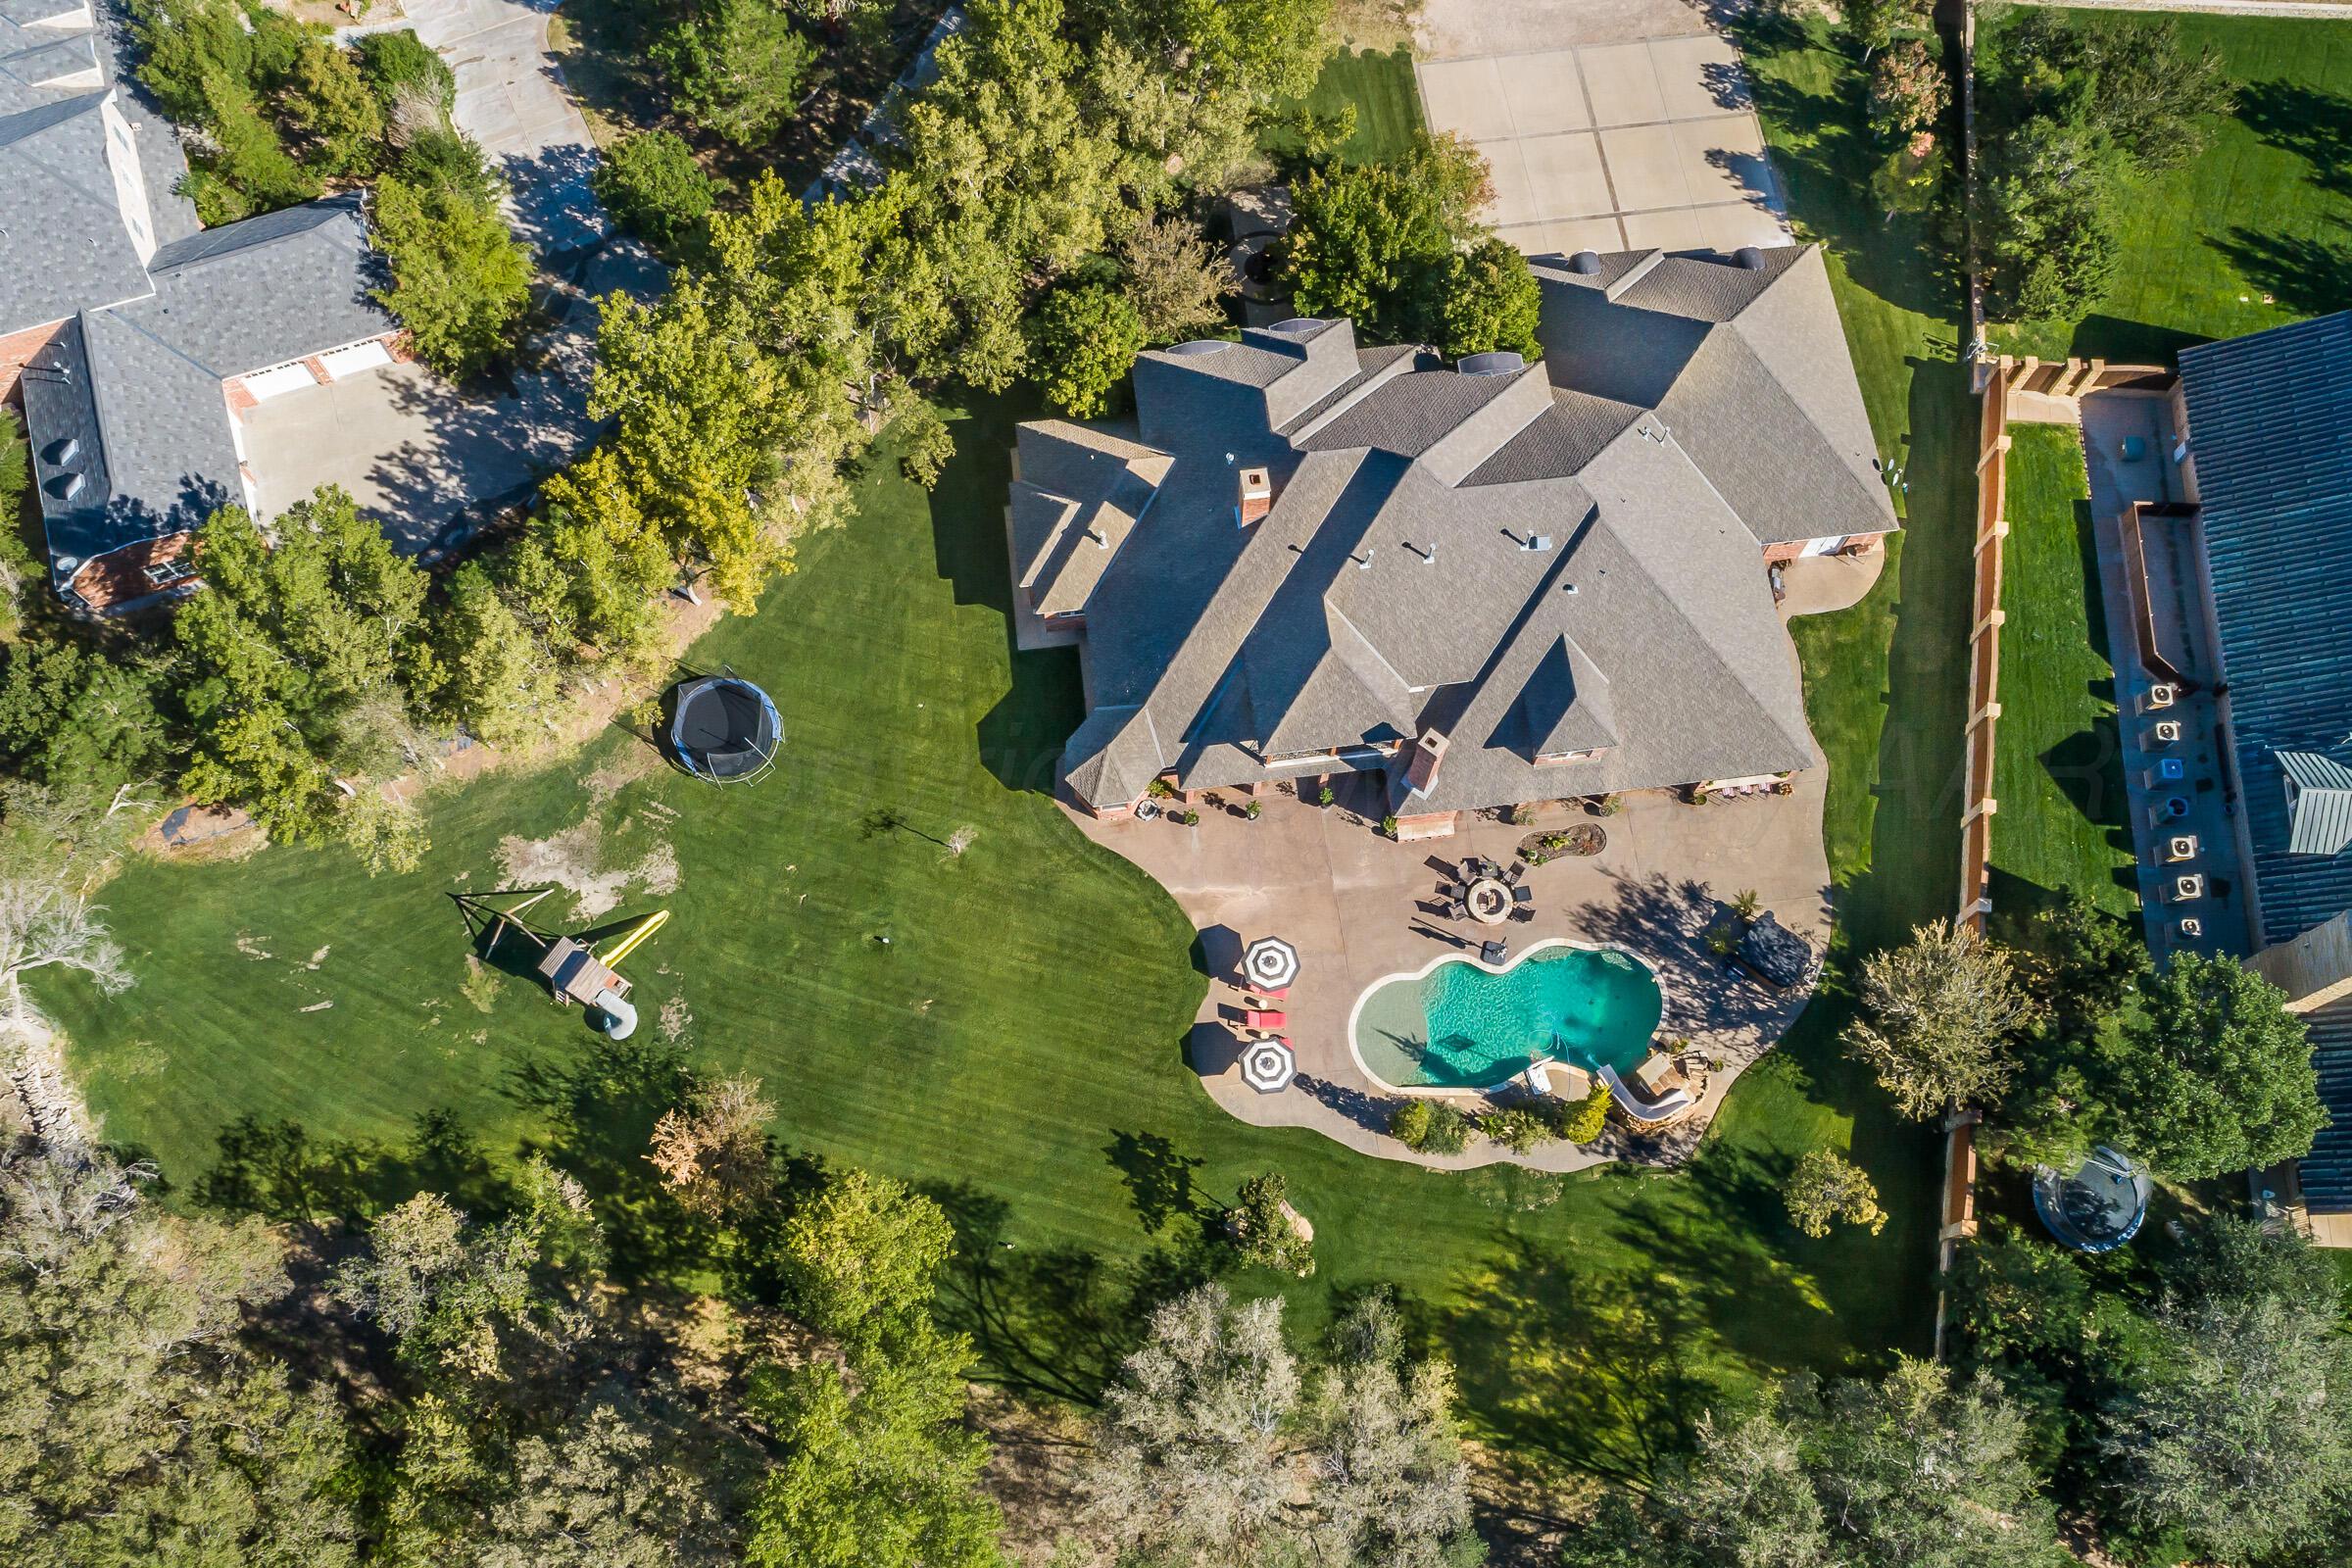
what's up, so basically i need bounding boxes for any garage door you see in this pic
[318,339,394,379]
[239,362,318,401]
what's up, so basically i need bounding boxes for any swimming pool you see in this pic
[1348,942,1663,1091]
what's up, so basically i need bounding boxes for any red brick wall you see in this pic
[0,318,68,405]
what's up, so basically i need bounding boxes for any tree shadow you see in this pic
[1103,1130,1207,1235]
[923,1179,1219,1407]
[2211,222,2352,322]
[506,1032,710,1282]
[2233,78,2352,200]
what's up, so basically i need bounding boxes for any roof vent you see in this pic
[1734,245,1767,270]
[1567,251,1602,274]
[1458,351,1525,376]
[1262,318,1323,336]
[1523,534,1553,552]
[1165,339,1229,357]
[45,471,83,500]
[44,436,77,465]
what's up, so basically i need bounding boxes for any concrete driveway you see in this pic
[1417,23,1792,254]
[368,0,605,253]
[244,240,662,556]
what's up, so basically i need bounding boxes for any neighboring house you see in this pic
[1008,243,1895,836]
[2166,312,2352,1239]
[0,8,404,612]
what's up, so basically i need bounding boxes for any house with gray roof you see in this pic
[2165,310,2352,1235]
[0,4,405,611]
[1008,243,1896,836]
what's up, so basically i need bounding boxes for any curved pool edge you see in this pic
[1344,936,1668,1100]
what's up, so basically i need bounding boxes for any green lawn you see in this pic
[1988,425,2138,916]
[41,17,1965,1485]
[1987,8,2352,362]
[1261,45,1426,168]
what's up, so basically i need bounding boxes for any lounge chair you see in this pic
[1508,906,1535,922]
[1599,1063,1694,1124]
[1523,1060,1554,1097]
[1502,861,1525,886]
[1480,939,1507,964]
[1437,881,1464,902]
[1244,1008,1288,1031]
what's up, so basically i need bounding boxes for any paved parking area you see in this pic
[1416,32,1792,255]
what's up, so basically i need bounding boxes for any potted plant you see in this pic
[1317,785,1336,808]
[1178,808,1201,827]
[1147,778,1175,800]
[1381,814,1399,838]
[1245,799,1262,820]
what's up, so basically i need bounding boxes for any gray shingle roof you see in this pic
[2180,311,2352,945]
[1015,245,1876,817]
[0,91,153,332]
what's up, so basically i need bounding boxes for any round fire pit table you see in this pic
[1465,877,1512,926]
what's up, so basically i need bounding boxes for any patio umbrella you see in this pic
[1240,1036,1297,1095]
[1243,935,1300,994]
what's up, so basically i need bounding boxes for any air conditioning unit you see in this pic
[2143,683,2179,712]
[2150,719,2183,745]
[2169,873,2206,903]
[2180,916,2204,939]
[2163,834,2199,863]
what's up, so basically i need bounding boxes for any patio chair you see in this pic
[1509,906,1535,923]
[1444,901,1469,921]
[1244,1008,1289,1031]
[1436,881,1464,902]
[1502,861,1525,886]
[1511,884,1534,904]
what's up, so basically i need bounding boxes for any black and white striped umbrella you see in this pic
[1240,1037,1297,1094]
[1243,935,1300,993]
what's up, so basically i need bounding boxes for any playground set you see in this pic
[453,888,669,1039]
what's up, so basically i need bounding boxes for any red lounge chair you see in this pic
[1245,1008,1289,1030]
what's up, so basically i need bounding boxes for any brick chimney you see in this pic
[1402,728,1449,797]
[1237,466,1273,527]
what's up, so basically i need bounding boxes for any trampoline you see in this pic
[2034,1146,2153,1253]
[668,673,781,784]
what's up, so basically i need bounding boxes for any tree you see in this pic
[591,279,795,606]
[0,639,166,800]
[777,1167,956,1350]
[0,1147,359,1566]
[355,28,457,122]
[1435,236,1540,360]
[595,129,716,246]
[1845,0,1933,59]
[1027,282,1147,417]
[1281,136,1492,347]
[370,172,533,380]
[329,1158,606,1391]
[1563,1405,1832,1568]
[1871,132,1949,222]
[658,0,817,147]
[1086,1283,1300,1565]
[742,1331,1004,1568]
[1782,1148,1886,1239]
[2012,892,2149,1045]
[1118,212,1237,343]
[1301,1292,1478,1568]
[476,1392,740,1568]
[1227,1172,1314,1278]
[281,36,383,174]
[2093,953,2325,1178]
[2099,1283,2352,1562]
[1973,115,2120,322]
[1554,1083,1610,1145]
[891,402,956,489]
[1865,39,1949,140]
[509,447,675,667]
[1842,920,2031,1118]
[648,1075,775,1218]
[429,564,559,751]
[1390,1098,1469,1154]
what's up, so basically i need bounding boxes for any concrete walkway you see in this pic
[1063,556,1871,1172]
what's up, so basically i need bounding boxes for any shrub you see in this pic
[1245,799,1262,820]
[395,126,502,208]
[355,28,456,119]
[1228,1172,1314,1277]
[1783,1148,1887,1239]
[594,130,715,247]
[1479,1105,1551,1154]
[1549,1085,1610,1145]
[1381,814,1398,837]
[1390,1099,1469,1154]
[369,173,533,380]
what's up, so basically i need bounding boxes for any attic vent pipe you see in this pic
[1735,245,1767,270]
[1567,251,1602,274]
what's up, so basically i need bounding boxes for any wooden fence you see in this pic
[1958,366,2012,933]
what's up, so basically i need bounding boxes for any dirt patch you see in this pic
[499,819,634,920]
[659,994,692,1041]
[636,842,681,897]
[462,956,505,1012]
[585,745,665,805]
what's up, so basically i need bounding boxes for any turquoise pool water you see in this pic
[1351,945,1663,1090]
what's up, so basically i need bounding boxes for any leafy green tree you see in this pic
[1845,0,1933,58]
[1564,1405,1832,1568]
[743,1330,1004,1568]
[431,563,559,750]
[591,278,795,606]
[355,28,457,121]
[1228,1172,1314,1277]
[1842,921,2031,1119]
[2090,953,2325,1178]
[0,1148,360,1567]
[1028,283,1147,416]
[595,130,716,247]
[509,445,674,663]
[1281,136,1492,347]
[659,0,817,147]
[1782,1148,1886,1239]
[777,1167,956,1350]
[370,172,535,380]
[1390,1098,1469,1154]
[475,1392,742,1568]
[282,36,383,174]
[1435,236,1540,360]
[891,402,957,490]
[1871,133,1950,222]
[1865,39,1948,140]
[396,126,504,208]
[0,639,166,798]
[1118,212,1236,343]
[2099,1276,2352,1562]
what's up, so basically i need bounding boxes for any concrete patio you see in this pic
[1055,554,1875,1172]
